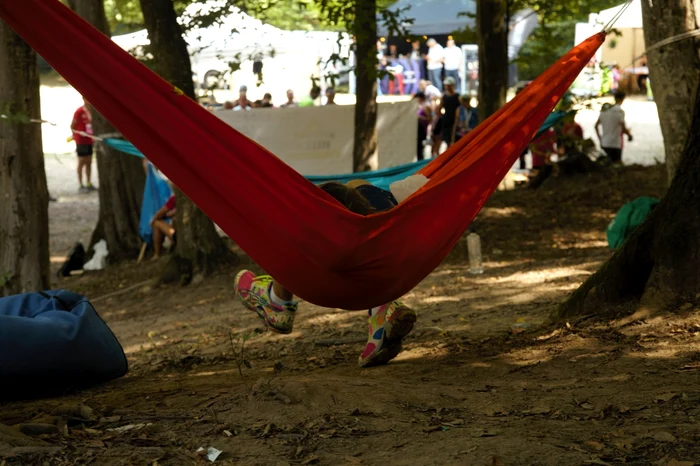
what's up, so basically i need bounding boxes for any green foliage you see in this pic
[0,103,30,124]
[0,272,14,288]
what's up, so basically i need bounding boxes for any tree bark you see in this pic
[641,0,699,184]
[477,0,509,121]
[139,0,235,282]
[352,0,378,173]
[556,81,700,320]
[0,23,50,296]
[69,0,146,262]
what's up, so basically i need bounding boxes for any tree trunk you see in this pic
[556,81,700,320]
[641,0,699,183]
[69,0,146,262]
[0,23,50,296]
[477,0,509,121]
[352,0,378,173]
[139,0,235,282]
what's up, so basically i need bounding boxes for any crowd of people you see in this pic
[218,85,336,110]
[414,77,478,161]
[376,37,474,96]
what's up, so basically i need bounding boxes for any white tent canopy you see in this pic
[589,0,643,30]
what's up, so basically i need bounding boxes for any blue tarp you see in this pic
[139,163,173,244]
[0,290,128,398]
[104,110,566,192]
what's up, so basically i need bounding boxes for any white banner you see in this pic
[214,101,416,176]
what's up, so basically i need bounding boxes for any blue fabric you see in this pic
[102,111,566,193]
[140,163,173,244]
[0,290,128,398]
[356,184,399,211]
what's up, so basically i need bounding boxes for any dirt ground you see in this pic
[3,164,700,466]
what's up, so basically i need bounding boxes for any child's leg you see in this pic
[235,270,298,335]
[272,281,294,302]
[359,299,417,368]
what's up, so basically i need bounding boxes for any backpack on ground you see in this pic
[607,197,660,249]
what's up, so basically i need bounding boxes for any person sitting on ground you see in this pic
[281,89,297,108]
[325,87,336,105]
[299,86,321,107]
[557,111,584,157]
[527,127,558,189]
[71,97,96,193]
[595,90,632,165]
[454,94,478,141]
[235,180,417,368]
[150,193,176,260]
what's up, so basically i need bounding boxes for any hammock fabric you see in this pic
[103,111,566,191]
[103,110,567,192]
[0,0,604,310]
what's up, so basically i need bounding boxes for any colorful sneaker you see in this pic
[234,270,297,334]
[358,300,417,368]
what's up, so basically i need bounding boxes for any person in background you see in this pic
[150,193,176,260]
[595,91,632,164]
[611,64,621,92]
[529,127,557,171]
[418,79,441,104]
[234,85,252,111]
[436,76,460,148]
[454,95,478,141]
[299,86,321,107]
[527,127,557,189]
[70,97,96,193]
[410,40,421,61]
[223,101,235,110]
[281,89,297,108]
[424,38,444,91]
[443,39,462,91]
[325,87,336,105]
[261,93,274,108]
[414,91,432,161]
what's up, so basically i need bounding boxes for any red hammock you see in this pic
[0,0,604,310]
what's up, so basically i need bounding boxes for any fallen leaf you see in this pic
[667,460,695,466]
[656,393,677,403]
[487,456,504,466]
[585,441,604,451]
[223,430,233,437]
[580,402,595,410]
[470,428,497,438]
[653,431,677,443]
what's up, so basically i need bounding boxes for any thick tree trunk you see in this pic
[69,0,146,262]
[477,0,508,120]
[0,23,50,296]
[140,0,235,282]
[641,0,699,183]
[556,81,700,320]
[352,0,378,173]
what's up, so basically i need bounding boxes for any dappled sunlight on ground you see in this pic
[8,165,700,465]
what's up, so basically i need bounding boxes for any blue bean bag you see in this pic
[0,290,127,399]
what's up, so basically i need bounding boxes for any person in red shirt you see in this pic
[70,97,95,192]
[529,127,557,169]
[150,194,176,259]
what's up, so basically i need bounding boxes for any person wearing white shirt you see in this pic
[595,91,633,164]
[443,39,463,92]
[424,38,444,91]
